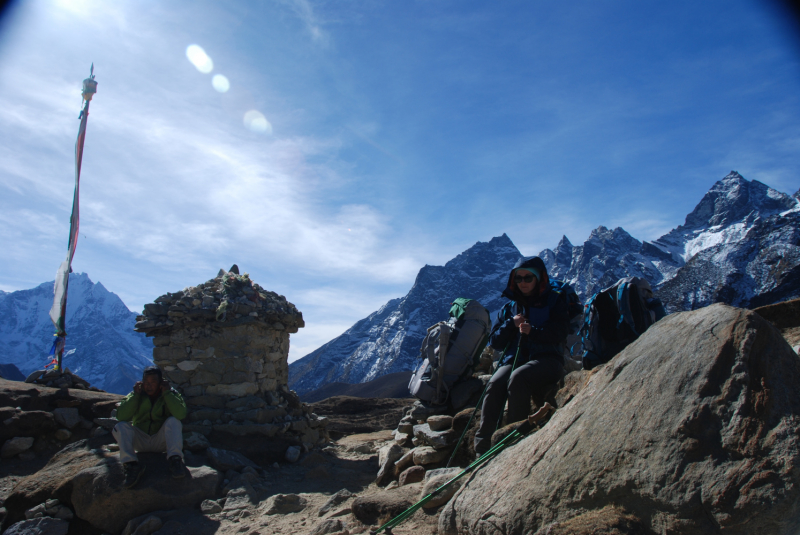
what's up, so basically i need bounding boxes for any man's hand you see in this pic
[513,314,527,327]
[519,321,531,335]
[160,380,171,394]
[133,381,143,394]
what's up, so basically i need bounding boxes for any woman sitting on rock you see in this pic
[473,256,569,455]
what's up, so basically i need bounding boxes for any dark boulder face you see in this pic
[439,304,800,535]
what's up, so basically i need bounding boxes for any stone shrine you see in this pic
[134,266,328,447]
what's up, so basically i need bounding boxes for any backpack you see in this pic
[581,277,667,370]
[549,278,583,336]
[408,298,491,405]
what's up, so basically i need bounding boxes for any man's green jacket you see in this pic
[116,388,187,435]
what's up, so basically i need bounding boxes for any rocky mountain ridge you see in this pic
[289,235,521,395]
[0,273,153,394]
[290,171,799,395]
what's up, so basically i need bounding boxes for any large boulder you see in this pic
[439,304,800,535]
[0,409,57,440]
[70,456,220,533]
[4,441,221,533]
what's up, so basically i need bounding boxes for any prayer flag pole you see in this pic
[47,65,97,373]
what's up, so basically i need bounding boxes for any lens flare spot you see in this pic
[212,74,230,93]
[243,110,272,134]
[186,44,213,74]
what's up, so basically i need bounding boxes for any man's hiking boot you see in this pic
[169,455,186,479]
[123,461,145,489]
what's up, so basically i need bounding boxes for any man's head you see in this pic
[142,366,163,396]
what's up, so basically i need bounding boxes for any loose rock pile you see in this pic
[0,383,119,466]
[134,267,329,449]
[23,368,102,392]
[373,369,558,490]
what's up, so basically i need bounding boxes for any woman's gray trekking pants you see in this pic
[474,357,562,455]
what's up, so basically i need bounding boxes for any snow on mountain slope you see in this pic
[538,227,676,303]
[0,273,153,394]
[289,234,522,395]
[651,171,798,277]
[657,204,800,311]
[289,172,798,395]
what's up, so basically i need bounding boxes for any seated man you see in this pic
[113,366,188,488]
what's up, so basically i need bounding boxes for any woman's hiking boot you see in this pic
[169,455,186,479]
[123,461,145,489]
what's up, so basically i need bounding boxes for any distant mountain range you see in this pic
[3,173,796,398]
[289,172,800,396]
[0,273,153,394]
[301,371,413,403]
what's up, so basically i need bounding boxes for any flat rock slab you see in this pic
[413,446,448,465]
[1,437,34,458]
[420,468,462,509]
[318,489,354,516]
[351,484,420,525]
[70,454,220,533]
[412,423,456,449]
[3,441,220,534]
[206,447,258,471]
[440,305,800,535]
[4,440,102,519]
[115,507,221,535]
[52,408,80,429]
[398,466,425,486]
[426,415,453,432]
[2,517,69,535]
[261,493,307,515]
[0,410,57,440]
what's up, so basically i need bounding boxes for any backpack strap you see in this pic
[616,281,639,336]
[580,293,598,354]
[435,323,451,404]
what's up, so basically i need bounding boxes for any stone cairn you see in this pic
[134,266,328,448]
[24,368,101,391]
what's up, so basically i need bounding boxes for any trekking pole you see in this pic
[445,367,492,469]
[446,323,526,468]
[371,403,553,535]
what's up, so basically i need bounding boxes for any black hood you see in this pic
[502,256,551,301]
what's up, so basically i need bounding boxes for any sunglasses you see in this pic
[514,275,536,283]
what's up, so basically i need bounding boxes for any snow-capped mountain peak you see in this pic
[652,171,797,271]
[682,171,795,229]
[0,273,153,393]
[289,172,800,396]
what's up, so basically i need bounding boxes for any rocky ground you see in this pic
[1,298,798,535]
[0,380,440,535]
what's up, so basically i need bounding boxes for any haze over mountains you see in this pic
[0,273,153,394]
[289,172,800,395]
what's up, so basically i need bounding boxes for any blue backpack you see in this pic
[580,277,666,370]
[548,278,583,336]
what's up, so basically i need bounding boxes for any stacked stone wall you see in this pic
[134,268,327,447]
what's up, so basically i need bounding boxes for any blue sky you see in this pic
[0,0,798,361]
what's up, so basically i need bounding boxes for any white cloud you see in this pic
[281,0,329,45]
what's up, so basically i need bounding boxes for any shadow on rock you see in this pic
[4,441,220,534]
[440,304,800,535]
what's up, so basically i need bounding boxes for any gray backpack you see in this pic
[408,298,491,405]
